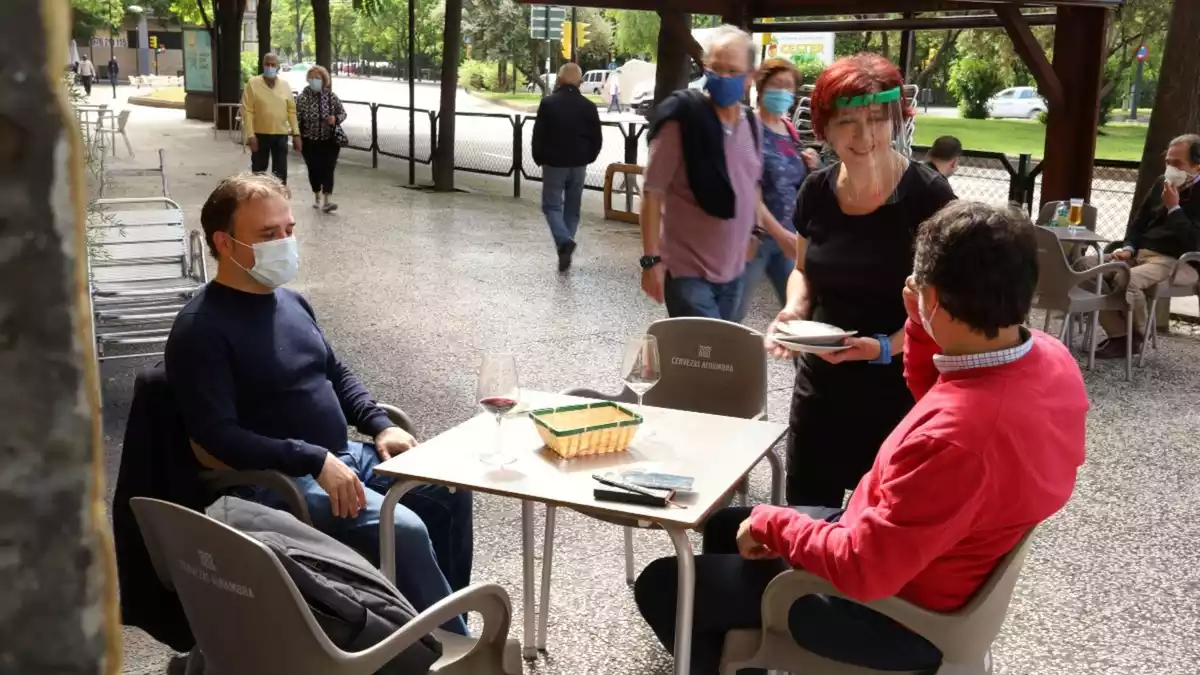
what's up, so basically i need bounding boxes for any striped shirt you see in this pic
[644,112,763,284]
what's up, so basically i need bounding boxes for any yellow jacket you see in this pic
[242,75,298,138]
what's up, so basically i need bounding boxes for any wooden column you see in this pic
[1039,6,1107,206]
[897,13,915,81]
[722,3,750,30]
[1,0,118,673]
[653,10,696,108]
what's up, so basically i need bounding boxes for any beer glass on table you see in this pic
[1067,198,1085,236]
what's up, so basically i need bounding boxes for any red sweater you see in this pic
[749,321,1087,611]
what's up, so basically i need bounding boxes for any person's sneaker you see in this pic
[321,201,339,213]
[557,241,576,272]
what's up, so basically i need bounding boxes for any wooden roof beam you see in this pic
[995,5,1065,112]
[750,11,1059,33]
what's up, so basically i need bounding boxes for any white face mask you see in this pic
[918,292,939,342]
[230,236,299,288]
[1164,165,1190,188]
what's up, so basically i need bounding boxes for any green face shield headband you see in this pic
[834,86,902,109]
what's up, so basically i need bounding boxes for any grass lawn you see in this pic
[914,116,1147,162]
[144,87,186,103]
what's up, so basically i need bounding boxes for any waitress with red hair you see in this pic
[769,54,956,507]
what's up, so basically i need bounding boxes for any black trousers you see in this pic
[787,357,914,507]
[81,75,93,95]
[633,506,942,675]
[300,138,341,194]
[250,133,290,185]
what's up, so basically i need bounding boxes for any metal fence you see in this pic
[319,105,1141,237]
[912,145,1140,240]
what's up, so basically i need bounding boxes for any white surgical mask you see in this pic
[1164,165,1190,188]
[230,236,299,288]
[918,293,939,341]
[309,78,323,92]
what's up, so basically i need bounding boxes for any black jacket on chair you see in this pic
[646,89,759,221]
[113,364,208,652]
[531,84,603,168]
[1123,176,1200,260]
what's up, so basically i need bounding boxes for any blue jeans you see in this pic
[634,507,942,675]
[734,238,795,323]
[542,165,587,250]
[608,95,621,113]
[247,441,473,635]
[664,273,746,321]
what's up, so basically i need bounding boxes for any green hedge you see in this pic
[948,57,1005,120]
[458,59,525,92]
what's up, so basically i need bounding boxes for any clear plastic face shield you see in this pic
[793,84,919,165]
[823,86,915,204]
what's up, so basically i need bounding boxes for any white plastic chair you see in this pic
[131,497,521,675]
[719,531,1038,675]
[93,109,134,157]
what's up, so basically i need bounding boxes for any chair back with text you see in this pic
[130,497,342,675]
[641,318,767,419]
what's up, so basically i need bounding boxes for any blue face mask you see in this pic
[761,89,794,115]
[705,72,747,108]
[263,66,278,78]
[309,78,323,92]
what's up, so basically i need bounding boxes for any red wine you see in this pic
[479,396,518,416]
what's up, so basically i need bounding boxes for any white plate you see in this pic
[769,336,851,354]
[774,320,856,344]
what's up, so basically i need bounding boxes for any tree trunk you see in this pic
[915,30,960,90]
[434,0,464,191]
[257,0,272,72]
[215,0,244,105]
[1130,0,1200,223]
[311,0,331,70]
[1,2,115,674]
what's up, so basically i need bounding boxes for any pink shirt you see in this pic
[750,321,1087,611]
[644,115,762,284]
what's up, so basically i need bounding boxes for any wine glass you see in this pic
[476,353,520,467]
[621,334,661,435]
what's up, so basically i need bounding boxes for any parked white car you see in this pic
[632,73,706,117]
[580,69,612,96]
[986,86,1047,119]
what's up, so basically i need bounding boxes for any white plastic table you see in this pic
[373,390,788,675]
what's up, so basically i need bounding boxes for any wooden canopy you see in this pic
[520,0,1124,207]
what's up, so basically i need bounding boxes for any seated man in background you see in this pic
[165,173,472,634]
[925,135,962,178]
[634,201,1087,674]
[1082,133,1200,358]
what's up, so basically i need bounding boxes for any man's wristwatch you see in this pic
[639,255,662,270]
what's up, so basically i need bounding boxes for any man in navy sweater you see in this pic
[165,173,471,633]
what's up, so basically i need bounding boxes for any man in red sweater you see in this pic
[634,201,1088,674]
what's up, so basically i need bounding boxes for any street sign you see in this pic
[1135,45,1149,62]
[608,60,618,70]
[530,6,566,41]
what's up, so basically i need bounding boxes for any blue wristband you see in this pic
[869,334,892,365]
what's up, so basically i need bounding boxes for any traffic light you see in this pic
[149,36,157,49]
[560,21,590,59]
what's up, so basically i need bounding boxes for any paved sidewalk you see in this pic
[106,108,1200,675]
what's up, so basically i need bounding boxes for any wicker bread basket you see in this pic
[528,401,643,459]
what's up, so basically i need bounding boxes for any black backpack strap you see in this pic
[745,106,760,151]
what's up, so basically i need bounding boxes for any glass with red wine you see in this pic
[477,353,520,467]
